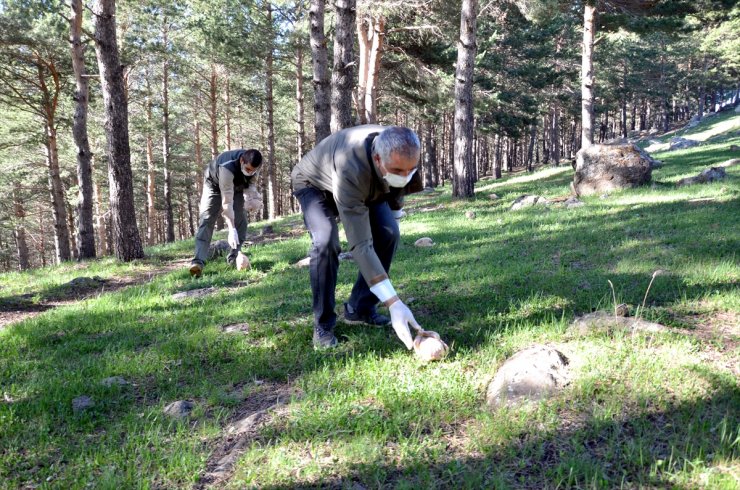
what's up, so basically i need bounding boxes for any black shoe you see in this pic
[342,303,390,327]
[313,326,338,349]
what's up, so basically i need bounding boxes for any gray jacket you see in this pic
[292,125,419,284]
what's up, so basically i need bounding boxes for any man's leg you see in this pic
[227,191,248,265]
[347,201,399,318]
[192,182,222,268]
[296,188,341,333]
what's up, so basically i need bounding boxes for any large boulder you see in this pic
[669,137,700,151]
[572,143,652,196]
[677,166,727,187]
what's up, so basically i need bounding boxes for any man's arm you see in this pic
[218,167,236,229]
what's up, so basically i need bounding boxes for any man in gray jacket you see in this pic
[189,148,262,277]
[292,125,423,349]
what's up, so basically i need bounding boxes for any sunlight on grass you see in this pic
[477,165,572,192]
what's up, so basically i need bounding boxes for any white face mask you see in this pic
[242,164,258,177]
[383,167,416,188]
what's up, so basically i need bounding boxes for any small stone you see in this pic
[488,193,500,200]
[72,395,94,414]
[222,323,250,334]
[465,211,477,219]
[261,225,274,235]
[101,376,128,387]
[413,330,449,362]
[414,237,434,247]
[236,252,250,271]
[163,400,195,418]
[295,256,311,268]
[564,197,585,208]
[615,303,630,317]
[510,195,550,210]
[208,240,231,259]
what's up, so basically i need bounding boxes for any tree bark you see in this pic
[330,0,356,132]
[209,63,219,159]
[70,0,96,259]
[91,157,109,256]
[296,38,306,160]
[265,3,278,219]
[194,119,204,197]
[145,85,156,245]
[162,20,174,243]
[423,119,436,189]
[356,13,385,125]
[92,0,144,261]
[13,188,30,271]
[580,3,596,150]
[452,0,477,198]
[310,0,331,142]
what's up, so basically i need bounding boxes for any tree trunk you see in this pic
[145,91,156,245]
[356,13,385,125]
[92,0,144,261]
[162,22,175,243]
[356,14,369,125]
[296,38,306,160]
[330,0,356,132]
[13,188,30,271]
[264,3,278,219]
[452,0,477,198]
[70,0,96,259]
[423,119,436,189]
[698,55,707,120]
[194,119,204,197]
[91,157,109,256]
[310,0,331,143]
[209,63,219,158]
[225,77,232,149]
[580,3,596,150]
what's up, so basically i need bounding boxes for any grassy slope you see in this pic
[0,113,738,489]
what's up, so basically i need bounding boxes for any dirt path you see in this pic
[0,258,191,330]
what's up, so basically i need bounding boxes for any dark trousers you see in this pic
[295,187,400,330]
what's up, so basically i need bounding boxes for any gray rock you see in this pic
[668,137,700,151]
[488,193,500,200]
[677,167,727,187]
[510,195,551,210]
[208,240,231,259]
[294,256,311,268]
[572,143,652,196]
[172,287,216,300]
[486,345,570,407]
[163,400,195,418]
[222,323,249,334]
[414,237,435,247]
[564,197,585,208]
[72,395,94,413]
[570,311,668,336]
[67,276,106,289]
[101,376,128,387]
[465,211,477,219]
[730,145,739,152]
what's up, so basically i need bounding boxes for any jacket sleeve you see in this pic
[218,166,236,229]
[333,169,387,286]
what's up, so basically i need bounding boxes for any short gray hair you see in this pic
[372,126,420,163]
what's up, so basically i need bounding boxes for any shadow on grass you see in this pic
[255,367,739,489]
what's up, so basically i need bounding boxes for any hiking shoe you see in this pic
[189,263,203,278]
[313,326,338,349]
[342,303,390,327]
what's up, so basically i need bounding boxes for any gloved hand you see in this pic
[227,228,240,250]
[388,301,419,350]
[391,209,406,221]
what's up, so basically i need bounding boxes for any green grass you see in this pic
[1,115,738,489]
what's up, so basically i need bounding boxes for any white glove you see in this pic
[227,228,240,250]
[391,209,406,220]
[388,301,419,350]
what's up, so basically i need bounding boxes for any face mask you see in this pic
[383,167,416,188]
[242,164,258,177]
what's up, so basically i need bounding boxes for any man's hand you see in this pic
[388,301,419,350]
[391,209,406,221]
[227,228,240,250]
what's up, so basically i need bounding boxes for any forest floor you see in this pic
[0,111,738,489]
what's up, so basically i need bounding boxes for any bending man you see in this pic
[291,125,423,349]
[189,148,263,277]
